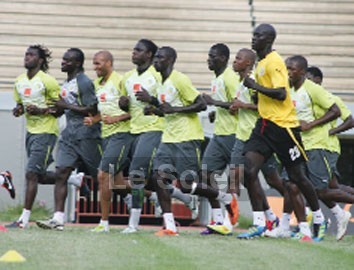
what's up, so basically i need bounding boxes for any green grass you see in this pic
[0,203,51,222]
[0,226,353,270]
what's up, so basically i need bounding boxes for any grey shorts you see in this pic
[129,131,162,179]
[306,149,331,190]
[153,140,202,182]
[100,132,135,174]
[56,137,102,177]
[323,150,340,178]
[202,134,235,173]
[230,138,278,176]
[26,133,57,174]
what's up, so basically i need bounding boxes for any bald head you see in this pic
[255,23,276,42]
[94,50,113,65]
[93,50,114,78]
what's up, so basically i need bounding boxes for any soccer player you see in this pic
[306,66,354,196]
[120,40,200,234]
[87,50,135,233]
[199,43,239,235]
[227,48,299,239]
[286,56,353,241]
[151,46,238,236]
[36,48,102,231]
[7,45,60,229]
[118,39,164,233]
[238,24,325,242]
[0,171,15,199]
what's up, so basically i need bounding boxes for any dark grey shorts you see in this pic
[26,133,57,174]
[153,140,202,182]
[129,131,162,179]
[201,134,235,173]
[306,149,331,190]
[99,132,135,174]
[323,150,340,178]
[56,137,102,177]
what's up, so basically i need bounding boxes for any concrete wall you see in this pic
[0,92,55,211]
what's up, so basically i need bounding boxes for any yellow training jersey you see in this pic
[14,70,60,135]
[255,51,299,128]
[94,71,130,138]
[210,67,239,136]
[156,70,204,143]
[120,66,164,134]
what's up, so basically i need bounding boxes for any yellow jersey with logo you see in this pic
[121,66,164,134]
[94,71,130,138]
[210,67,239,135]
[156,70,204,143]
[290,79,335,150]
[14,70,60,135]
[255,51,298,128]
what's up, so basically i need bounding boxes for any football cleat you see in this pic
[206,224,232,236]
[91,224,109,233]
[336,211,351,241]
[155,229,178,236]
[313,221,327,242]
[225,194,239,226]
[5,220,28,229]
[1,171,15,199]
[36,218,64,231]
[121,226,138,234]
[292,232,313,243]
[237,225,265,239]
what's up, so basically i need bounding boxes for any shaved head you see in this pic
[239,48,256,66]
[255,23,277,43]
[94,50,113,64]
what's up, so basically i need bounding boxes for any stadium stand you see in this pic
[1,0,353,223]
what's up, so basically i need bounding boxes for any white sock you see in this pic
[223,212,233,231]
[20,209,31,224]
[123,194,132,211]
[163,213,177,232]
[264,208,277,222]
[100,219,109,227]
[330,204,345,221]
[53,211,65,224]
[281,213,291,231]
[313,209,325,225]
[171,187,192,205]
[128,208,142,229]
[149,192,158,203]
[305,206,311,216]
[0,175,4,185]
[299,222,312,237]
[253,211,266,227]
[67,172,84,187]
[216,191,232,205]
[212,208,224,224]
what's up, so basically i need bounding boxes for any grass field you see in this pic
[1,224,353,270]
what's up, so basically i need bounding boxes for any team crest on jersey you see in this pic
[258,67,265,77]
[24,87,31,96]
[133,83,141,93]
[100,93,106,102]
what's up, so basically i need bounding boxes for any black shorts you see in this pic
[244,118,307,166]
